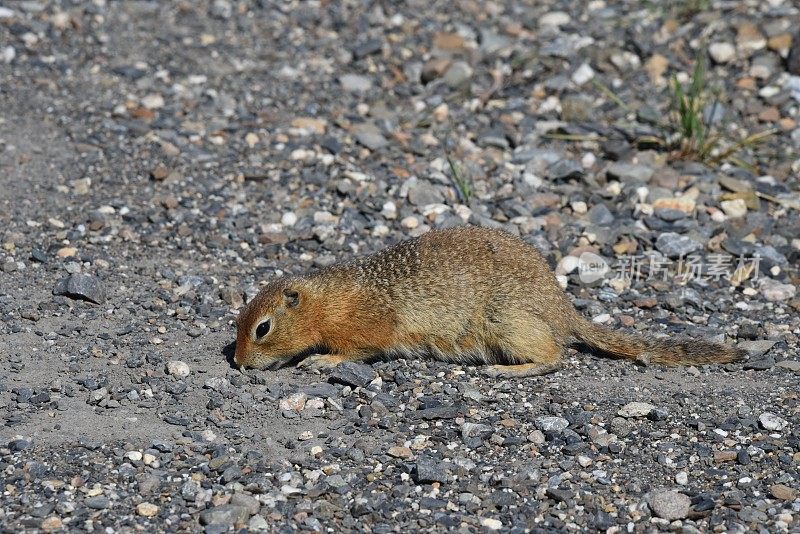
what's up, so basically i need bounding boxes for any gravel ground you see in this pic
[1,0,799,532]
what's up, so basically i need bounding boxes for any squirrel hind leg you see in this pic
[481,317,565,378]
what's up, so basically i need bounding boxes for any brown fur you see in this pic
[234,226,745,372]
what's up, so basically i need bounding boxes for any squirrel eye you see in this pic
[255,319,271,339]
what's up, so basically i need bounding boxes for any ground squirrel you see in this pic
[234,225,745,377]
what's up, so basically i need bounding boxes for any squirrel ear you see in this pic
[283,288,300,308]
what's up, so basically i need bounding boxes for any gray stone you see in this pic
[230,493,261,515]
[328,362,376,388]
[648,490,690,520]
[53,274,106,304]
[85,496,111,510]
[339,74,373,92]
[199,505,249,526]
[548,159,583,181]
[354,123,388,150]
[407,181,444,206]
[776,360,800,373]
[414,456,448,483]
[461,422,493,439]
[788,36,800,75]
[655,232,701,258]
[534,416,569,432]
[606,162,654,183]
[299,382,340,398]
[352,38,382,59]
[618,402,655,418]
[412,404,463,420]
[587,203,614,225]
[443,61,473,87]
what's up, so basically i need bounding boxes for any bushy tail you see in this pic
[572,319,746,366]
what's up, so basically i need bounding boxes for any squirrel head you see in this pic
[234,279,322,369]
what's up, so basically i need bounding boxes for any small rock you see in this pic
[407,181,444,206]
[655,233,701,258]
[548,159,583,181]
[758,412,788,431]
[199,505,249,526]
[414,456,448,484]
[760,279,796,302]
[618,402,656,418]
[52,274,106,304]
[461,422,493,439]
[279,393,307,412]
[649,490,691,521]
[738,339,776,357]
[720,198,748,218]
[775,360,800,374]
[534,416,569,432]
[136,502,158,517]
[571,63,594,86]
[443,61,473,87]
[709,42,736,64]
[354,123,388,150]
[165,360,190,378]
[539,11,571,27]
[770,484,797,501]
[339,74,372,92]
[85,496,110,510]
[587,203,614,225]
[388,446,413,459]
[328,362,376,388]
[606,162,654,183]
[480,517,504,530]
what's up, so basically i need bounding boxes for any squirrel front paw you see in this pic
[296,354,345,372]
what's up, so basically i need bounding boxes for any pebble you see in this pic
[199,505,249,526]
[339,74,372,92]
[328,362,376,388]
[85,496,111,510]
[655,233,701,258]
[618,402,655,418]
[52,274,107,304]
[760,279,796,302]
[649,490,691,520]
[481,518,504,530]
[758,412,788,431]
[540,11,571,27]
[443,61,473,87]
[136,502,159,517]
[414,456,448,483]
[166,360,191,378]
[534,416,569,432]
[770,484,797,501]
[709,42,736,64]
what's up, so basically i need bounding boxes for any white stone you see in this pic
[759,412,788,431]
[618,402,656,418]
[166,360,190,378]
[539,11,571,27]
[720,198,747,218]
[281,211,298,227]
[141,94,165,109]
[571,63,595,86]
[126,451,143,462]
[481,518,503,530]
[709,42,736,64]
